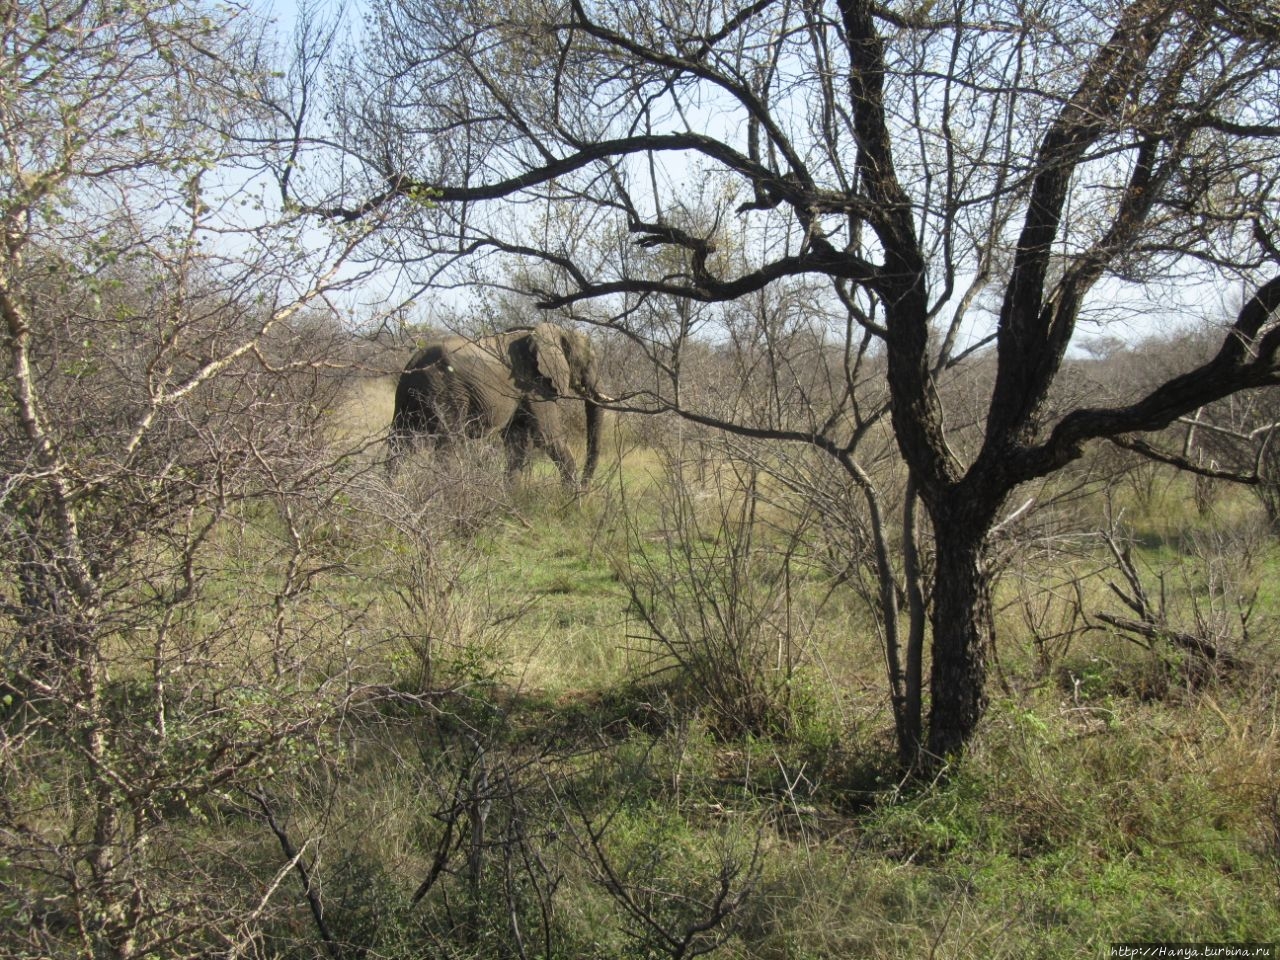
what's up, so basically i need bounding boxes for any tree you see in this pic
[0,1,386,955]
[307,0,1280,764]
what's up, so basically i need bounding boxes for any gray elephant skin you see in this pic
[390,323,608,488]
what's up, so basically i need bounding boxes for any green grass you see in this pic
[849,694,1280,953]
[11,410,1280,958]
[283,447,1276,958]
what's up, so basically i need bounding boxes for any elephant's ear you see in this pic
[530,323,572,396]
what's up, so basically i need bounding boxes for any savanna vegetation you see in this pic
[3,0,1280,957]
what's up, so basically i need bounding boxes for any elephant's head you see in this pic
[525,323,610,487]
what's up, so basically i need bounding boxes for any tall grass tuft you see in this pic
[619,450,823,738]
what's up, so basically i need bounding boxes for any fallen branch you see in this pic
[1094,612,1245,671]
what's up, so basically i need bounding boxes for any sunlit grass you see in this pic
[159,385,1280,956]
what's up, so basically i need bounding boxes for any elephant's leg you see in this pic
[543,436,578,487]
[504,414,536,478]
[529,401,578,487]
[507,435,534,477]
[388,404,425,473]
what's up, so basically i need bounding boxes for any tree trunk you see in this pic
[924,513,994,763]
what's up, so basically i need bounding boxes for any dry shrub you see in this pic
[619,446,821,738]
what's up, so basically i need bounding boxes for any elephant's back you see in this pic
[404,336,504,373]
[403,342,450,373]
[395,337,509,433]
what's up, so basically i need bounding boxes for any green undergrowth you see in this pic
[251,671,1280,959]
[82,450,1280,958]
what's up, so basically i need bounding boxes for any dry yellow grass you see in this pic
[330,375,397,446]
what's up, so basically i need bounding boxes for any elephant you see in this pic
[390,323,610,488]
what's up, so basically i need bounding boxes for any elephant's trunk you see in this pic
[581,395,604,487]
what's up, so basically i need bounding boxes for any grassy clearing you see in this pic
[251,404,1278,958]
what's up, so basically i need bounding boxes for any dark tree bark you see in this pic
[923,500,1000,760]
